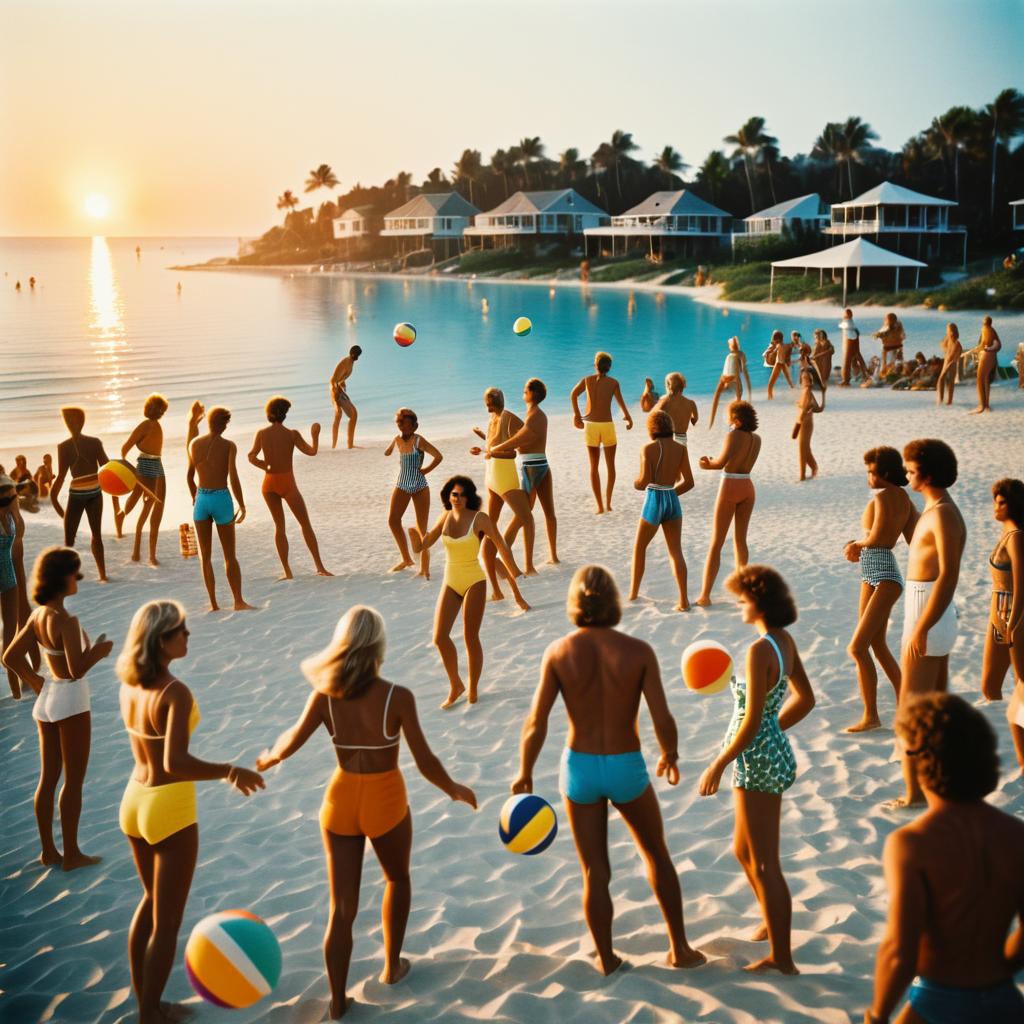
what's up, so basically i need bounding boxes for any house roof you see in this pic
[479,189,607,218]
[620,190,730,219]
[832,181,956,209]
[385,192,478,219]
[771,238,927,270]
[745,193,825,222]
[337,205,377,220]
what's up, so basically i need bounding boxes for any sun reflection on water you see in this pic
[88,235,128,422]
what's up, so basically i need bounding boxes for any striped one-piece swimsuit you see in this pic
[396,437,427,495]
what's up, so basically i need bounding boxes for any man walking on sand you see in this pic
[838,309,868,386]
[570,351,633,514]
[329,345,362,449]
[889,438,965,809]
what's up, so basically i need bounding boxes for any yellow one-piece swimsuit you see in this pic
[442,512,487,598]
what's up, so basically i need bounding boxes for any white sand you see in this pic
[2,381,1023,1023]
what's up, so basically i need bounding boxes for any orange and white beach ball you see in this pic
[98,460,137,496]
[681,639,733,696]
[184,909,281,1008]
[394,322,417,347]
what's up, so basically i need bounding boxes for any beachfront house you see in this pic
[380,192,479,257]
[583,190,731,259]
[332,205,380,255]
[825,181,965,266]
[1012,199,1024,232]
[463,190,608,250]
[731,193,828,250]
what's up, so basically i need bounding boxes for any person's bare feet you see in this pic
[695,596,712,607]
[328,995,349,1019]
[97,574,110,583]
[440,686,466,710]
[750,923,768,941]
[489,589,505,602]
[467,683,478,704]
[390,559,413,572]
[416,570,430,581]
[380,957,411,985]
[39,848,62,867]
[595,952,625,976]
[316,567,334,577]
[514,594,531,612]
[233,600,256,611]
[148,557,160,567]
[130,550,141,562]
[674,601,691,612]
[546,556,561,565]
[208,602,220,613]
[669,947,706,968]
[845,717,882,733]
[745,956,798,975]
[62,852,101,871]
[278,568,294,581]
[882,795,925,811]
[525,566,539,576]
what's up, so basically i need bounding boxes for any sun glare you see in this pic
[85,193,110,219]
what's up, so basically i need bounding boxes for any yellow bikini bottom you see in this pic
[119,777,197,845]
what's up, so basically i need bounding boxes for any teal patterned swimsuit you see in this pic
[723,633,797,794]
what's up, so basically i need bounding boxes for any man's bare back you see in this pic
[58,434,106,481]
[655,393,697,434]
[189,434,233,490]
[331,355,354,394]
[582,375,619,421]
[252,423,302,473]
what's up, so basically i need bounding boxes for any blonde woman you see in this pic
[117,393,169,564]
[971,315,1001,414]
[3,546,112,870]
[708,337,749,427]
[117,600,263,1024]
[811,329,835,389]
[257,606,476,1017]
[935,323,962,406]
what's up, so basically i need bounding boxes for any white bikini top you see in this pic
[328,684,400,750]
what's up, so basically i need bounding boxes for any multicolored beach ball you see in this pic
[512,316,532,337]
[394,322,417,347]
[98,459,137,496]
[498,793,557,855]
[184,909,282,1009]
[681,639,733,696]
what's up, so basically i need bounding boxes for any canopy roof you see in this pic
[479,189,606,218]
[620,190,730,219]
[771,238,926,270]
[746,193,824,222]
[832,181,956,210]
[385,192,478,219]
[1011,199,1024,206]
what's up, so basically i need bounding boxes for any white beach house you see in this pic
[583,190,731,258]
[825,182,965,265]
[380,192,479,256]
[463,190,608,249]
[1012,199,1024,232]
[732,193,828,249]
[332,205,379,254]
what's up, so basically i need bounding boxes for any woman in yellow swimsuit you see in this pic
[257,606,477,1019]
[410,475,524,709]
[116,600,264,1024]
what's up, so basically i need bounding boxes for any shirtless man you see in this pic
[470,388,533,604]
[868,693,1024,1024]
[655,372,699,444]
[51,407,109,581]
[708,338,751,428]
[248,395,332,579]
[570,351,633,514]
[489,378,559,565]
[33,453,54,499]
[329,345,362,449]
[893,438,966,808]
[838,308,868,386]
[639,377,659,413]
[187,406,254,612]
[116,393,168,564]
[767,331,797,400]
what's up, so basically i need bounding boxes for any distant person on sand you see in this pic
[935,323,962,406]
[765,330,795,399]
[488,378,560,565]
[116,600,264,1024]
[257,606,477,1019]
[629,411,694,611]
[811,329,835,389]
[187,405,254,612]
[3,546,112,870]
[410,476,524,709]
[698,565,815,975]
[330,345,362,449]
[116,393,168,565]
[838,309,868,386]
[570,351,633,514]
[639,377,660,412]
[971,316,1001,414]
[867,693,1024,1024]
[980,478,1024,775]
[0,475,29,700]
[384,408,442,577]
[471,387,537,582]
[709,337,750,427]
[51,406,109,582]
[33,453,54,499]
[248,395,332,579]
[843,448,918,733]
[513,565,706,976]
[892,439,965,809]
[696,400,761,606]
[655,371,700,441]
[874,312,906,374]
[793,366,822,483]
[11,455,39,512]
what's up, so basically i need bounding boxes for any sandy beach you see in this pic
[2,382,1023,1023]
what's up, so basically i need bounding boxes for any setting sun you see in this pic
[84,193,110,219]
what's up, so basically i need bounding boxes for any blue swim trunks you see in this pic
[520,454,549,496]
[908,976,1024,1023]
[641,486,681,526]
[560,749,650,805]
[193,488,235,526]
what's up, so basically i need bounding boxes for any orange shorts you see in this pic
[320,767,408,839]
[262,471,296,498]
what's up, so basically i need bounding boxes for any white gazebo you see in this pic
[464,190,608,249]
[732,193,827,249]
[1012,199,1024,232]
[770,238,926,307]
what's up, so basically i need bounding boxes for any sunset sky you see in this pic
[1,0,1021,237]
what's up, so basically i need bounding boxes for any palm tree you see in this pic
[490,149,514,198]
[654,145,688,187]
[900,135,930,183]
[837,117,878,199]
[812,122,846,198]
[517,137,545,187]
[593,130,639,203]
[304,163,339,194]
[557,147,585,186]
[724,118,764,213]
[425,167,448,190]
[452,149,483,205]
[276,190,299,223]
[697,151,730,204]
[394,171,413,204]
[985,88,1024,220]
[926,106,976,199]
[756,136,780,205]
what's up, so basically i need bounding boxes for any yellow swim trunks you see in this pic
[486,456,521,495]
[584,420,617,447]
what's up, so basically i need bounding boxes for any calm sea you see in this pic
[0,236,987,455]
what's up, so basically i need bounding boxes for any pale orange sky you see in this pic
[1,0,1021,237]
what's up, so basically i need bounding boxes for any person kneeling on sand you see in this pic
[866,693,1024,1024]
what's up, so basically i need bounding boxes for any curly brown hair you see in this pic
[647,410,674,439]
[265,395,291,422]
[143,393,168,419]
[864,446,908,487]
[728,400,758,432]
[903,438,957,488]
[896,693,998,800]
[566,564,621,628]
[31,546,81,605]
[993,478,1024,529]
[725,564,797,627]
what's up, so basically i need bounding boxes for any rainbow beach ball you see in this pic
[681,639,733,696]
[184,909,282,1009]
[512,316,532,337]
[98,460,137,497]
[394,322,417,347]
[498,793,557,855]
